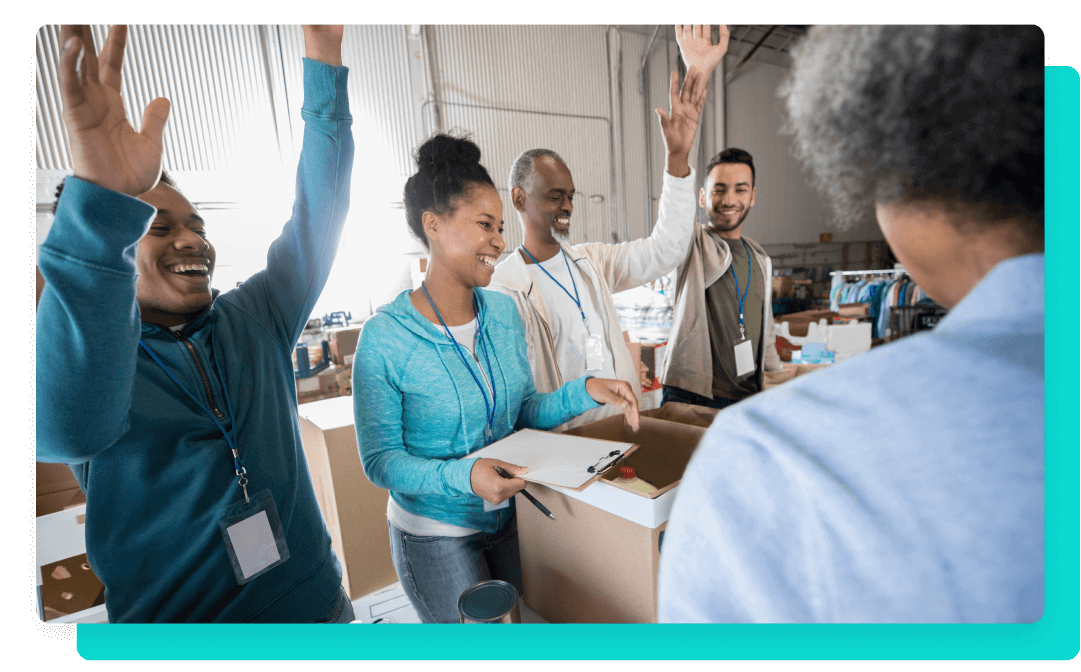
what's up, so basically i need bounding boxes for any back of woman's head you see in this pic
[404,133,495,249]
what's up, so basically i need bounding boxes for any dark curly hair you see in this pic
[51,170,179,215]
[705,148,755,186]
[781,25,1043,242]
[403,133,495,250]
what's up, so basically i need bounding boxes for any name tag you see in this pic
[219,489,290,584]
[585,334,605,371]
[734,339,756,378]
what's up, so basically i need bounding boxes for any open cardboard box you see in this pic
[515,414,705,623]
[640,401,719,429]
[297,396,399,600]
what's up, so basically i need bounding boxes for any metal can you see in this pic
[457,580,521,624]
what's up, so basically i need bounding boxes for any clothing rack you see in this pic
[829,268,907,295]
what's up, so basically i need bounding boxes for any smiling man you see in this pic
[490,25,728,427]
[658,25,1043,623]
[658,147,783,409]
[36,25,355,623]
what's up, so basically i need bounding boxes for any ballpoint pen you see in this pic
[493,465,556,521]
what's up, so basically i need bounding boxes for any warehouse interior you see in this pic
[34,23,987,627]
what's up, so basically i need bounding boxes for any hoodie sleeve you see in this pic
[221,58,354,349]
[36,179,156,463]
[589,167,697,294]
[353,317,477,498]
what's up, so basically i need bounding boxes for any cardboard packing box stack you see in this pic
[297,396,398,600]
[326,326,361,368]
[296,366,343,404]
[36,462,86,517]
[515,410,707,623]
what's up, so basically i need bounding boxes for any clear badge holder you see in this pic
[585,334,605,371]
[734,339,756,378]
[218,489,290,585]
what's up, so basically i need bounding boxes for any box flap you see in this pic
[297,395,356,431]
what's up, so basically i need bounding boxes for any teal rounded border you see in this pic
[75,65,1080,661]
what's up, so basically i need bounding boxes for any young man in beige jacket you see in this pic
[658,148,784,410]
[490,26,728,427]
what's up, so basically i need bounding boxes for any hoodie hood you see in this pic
[377,287,504,345]
[139,288,220,338]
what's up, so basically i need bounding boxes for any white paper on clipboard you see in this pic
[470,429,636,490]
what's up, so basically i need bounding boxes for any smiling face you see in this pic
[515,156,575,245]
[135,183,216,327]
[700,162,757,239]
[427,183,506,289]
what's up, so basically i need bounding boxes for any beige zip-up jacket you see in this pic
[658,223,783,399]
[490,169,697,427]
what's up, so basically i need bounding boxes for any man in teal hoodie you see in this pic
[36,25,355,622]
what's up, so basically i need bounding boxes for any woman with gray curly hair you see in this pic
[658,25,1044,623]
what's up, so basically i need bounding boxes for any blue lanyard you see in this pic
[730,238,753,340]
[521,246,590,332]
[419,284,498,445]
[139,338,251,501]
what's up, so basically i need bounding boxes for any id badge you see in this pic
[483,498,510,512]
[734,339,756,378]
[218,489,290,585]
[585,334,605,371]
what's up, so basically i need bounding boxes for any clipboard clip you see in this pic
[587,450,623,474]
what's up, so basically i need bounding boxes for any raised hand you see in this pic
[584,377,641,432]
[675,25,730,80]
[655,65,709,177]
[58,25,170,197]
[301,25,344,66]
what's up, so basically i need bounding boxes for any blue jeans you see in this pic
[312,585,355,623]
[661,385,737,410]
[388,515,522,624]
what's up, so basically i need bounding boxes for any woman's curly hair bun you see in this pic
[416,133,482,172]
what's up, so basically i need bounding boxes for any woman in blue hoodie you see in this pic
[353,134,639,623]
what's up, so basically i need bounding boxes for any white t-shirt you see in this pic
[526,251,617,383]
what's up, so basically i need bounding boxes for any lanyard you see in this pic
[521,246,590,333]
[139,339,250,503]
[419,284,498,445]
[730,238,753,341]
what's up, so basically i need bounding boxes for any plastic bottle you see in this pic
[614,466,657,494]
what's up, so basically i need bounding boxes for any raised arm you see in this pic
[225,25,354,347]
[37,25,170,462]
[596,25,733,292]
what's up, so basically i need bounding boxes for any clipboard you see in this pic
[470,429,640,492]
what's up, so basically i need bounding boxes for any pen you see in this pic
[493,466,556,521]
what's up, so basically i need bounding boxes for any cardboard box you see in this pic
[36,462,86,517]
[335,366,353,396]
[297,396,398,600]
[39,552,105,621]
[771,275,794,299]
[296,366,342,404]
[515,415,705,623]
[837,303,870,318]
[327,327,361,367]
[641,401,718,428]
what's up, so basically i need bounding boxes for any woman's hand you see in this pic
[470,458,528,505]
[584,377,641,431]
